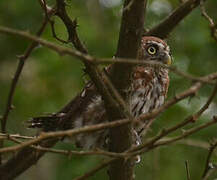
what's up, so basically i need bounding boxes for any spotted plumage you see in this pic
[29,36,171,149]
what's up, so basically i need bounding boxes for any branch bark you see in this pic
[108,0,146,179]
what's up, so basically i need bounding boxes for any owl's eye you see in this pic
[147,46,157,55]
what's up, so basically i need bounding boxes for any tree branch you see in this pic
[0,16,52,133]
[1,25,216,86]
[145,0,206,38]
[107,0,146,179]
[200,0,217,42]
[152,116,217,149]
[185,160,191,180]
[0,2,55,165]
[94,58,216,84]
[202,140,217,179]
[73,159,115,180]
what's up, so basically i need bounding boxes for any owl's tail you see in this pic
[27,113,65,131]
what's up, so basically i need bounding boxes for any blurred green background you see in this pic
[0,0,217,179]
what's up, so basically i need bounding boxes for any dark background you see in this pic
[0,0,217,179]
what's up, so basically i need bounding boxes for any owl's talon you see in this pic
[133,130,142,146]
[132,130,142,164]
[135,155,141,164]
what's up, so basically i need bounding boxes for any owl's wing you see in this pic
[28,81,109,149]
[28,82,99,131]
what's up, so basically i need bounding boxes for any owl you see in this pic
[29,36,172,149]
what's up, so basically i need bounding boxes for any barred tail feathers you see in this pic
[27,113,65,131]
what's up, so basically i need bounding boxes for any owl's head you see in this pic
[139,36,172,65]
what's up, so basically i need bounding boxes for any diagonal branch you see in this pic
[152,116,217,150]
[0,18,51,134]
[1,25,215,86]
[145,0,206,38]
[202,140,217,179]
[73,159,116,180]
[200,0,217,42]
[0,0,54,136]
[185,160,191,180]
[94,58,216,84]
[0,3,55,165]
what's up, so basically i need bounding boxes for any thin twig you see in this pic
[0,19,49,133]
[0,25,92,62]
[0,133,34,140]
[38,0,54,14]
[29,146,125,158]
[72,158,115,180]
[94,58,215,84]
[185,160,191,180]
[122,0,135,12]
[2,133,216,158]
[153,116,217,149]
[6,136,126,158]
[42,0,69,43]
[203,167,217,180]
[0,26,215,86]
[202,140,217,178]
[0,119,129,154]
[0,0,56,135]
[0,15,52,165]
[101,69,133,119]
[200,0,217,42]
[194,81,217,119]
[158,138,210,150]
[55,0,88,53]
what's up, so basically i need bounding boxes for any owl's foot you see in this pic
[134,155,141,164]
[133,130,142,164]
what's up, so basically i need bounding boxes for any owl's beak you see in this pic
[162,53,172,65]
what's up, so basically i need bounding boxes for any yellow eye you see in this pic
[147,46,156,55]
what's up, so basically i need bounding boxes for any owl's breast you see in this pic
[130,66,169,117]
